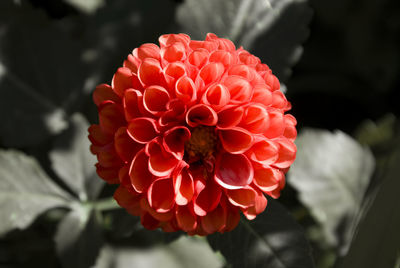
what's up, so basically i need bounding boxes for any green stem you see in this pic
[91,197,122,211]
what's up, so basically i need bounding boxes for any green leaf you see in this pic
[0,150,72,236]
[288,129,375,249]
[94,236,222,268]
[337,139,400,268]
[207,198,315,268]
[50,113,104,201]
[54,208,104,268]
[0,1,89,147]
[176,0,312,81]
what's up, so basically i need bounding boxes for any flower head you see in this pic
[89,33,297,235]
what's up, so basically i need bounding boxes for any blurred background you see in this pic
[0,0,399,267]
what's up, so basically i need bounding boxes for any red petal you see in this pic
[88,124,112,146]
[251,85,272,107]
[215,152,253,189]
[123,89,143,121]
[219,127,253,154]
[146,139,179,177]
[114,185,141,215]
[176,205,197,232]
[163,126,191,160]
[175,76,197,104]
[246,139,279,166]
[134,43,160,61]
[96,143,122,167]
[159,33,190,48]
[193,180,222,216]
[123,54,140,73]
[189,40,218,52]
[217,105,244,129]
[143,85,170,115]
[227,186,257,208]
[240,104,270,134]
[223,76,252,103]
[141,211,160,230]
[253,167,281,192]
[93,84,120,106]
[188,48,209,68]
[161,42,186,62]
[223,206,240,232]
[147,178,175,213]
[283,114,297,141]
[114,127,143,163]
[264,110,285,138]
[201,83,230,110]
[129,149,153,193]
[209,50,234,67]
[271,90,288,109]
[96,163,119,184]
[164,62,187,89]
[138,58,163,87]
[243,190,267,220]
[127,117,159,144]
[111,67,133,97]
[228,64,255,81]
[186,104,218,127]
[140,198,174,222]
[201,204,226,234]
[98,101,125,135]
[206,33,235,51]
[199,62,225,85]
[173,166,194,205]
[273,139,297,169]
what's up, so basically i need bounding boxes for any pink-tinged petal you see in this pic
[159,33,190,48]
[93,84,120,106]
[209,50,234,67]
[264,110,285,138]
[140,198,174,222]
[129,149,153,193]
[189,40,218,51]
[215,152,253,189]
[251,85,272,107]
[188,48,209,68]
[217,105,244,128]
[201,204,226,234]
[164,62,187,89]
[176,205,197,232]
[163,126,191,160]
[138,58,163,87]
[114,127,143,163]
[88,124,112,146]
[238,50,260,66]
[134,43,160,61]
[253,167,280,192]
[146,139,179,177]
[219,127,253,154]
[228,64,255,81]
[175,76,197,104]
[143,85,170,115]
[127,117,159,144]
[206,33,235,51]
[201,83,230,110]
[199,62,225,85]
[113,185,141,216]
[273,139,297,169]
[227,186,257,208]
[267,174,285,199]
[173,165,194,205]
[246,139,279,166]
[186,104,218,127]
[271,90,288,109]
[223,76,252,103]
[98,101,125,135]
[96,163,119,184]
[243,190,267,220]
[240,104,270,134]
[111,67,133,97]
[264,72,280,91]
[193,180,222,216]
[148,178,175,213]
[123,54,140,73]
[161,42,186,62]
[283,114,297,141]
[123,89,143,121]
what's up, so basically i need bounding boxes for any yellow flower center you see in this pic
[185,126,217,159]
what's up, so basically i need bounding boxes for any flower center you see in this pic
[185,126,217,160]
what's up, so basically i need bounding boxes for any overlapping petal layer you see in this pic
[89,33,297,235]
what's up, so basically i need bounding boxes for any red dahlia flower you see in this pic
[89,33,297,235]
